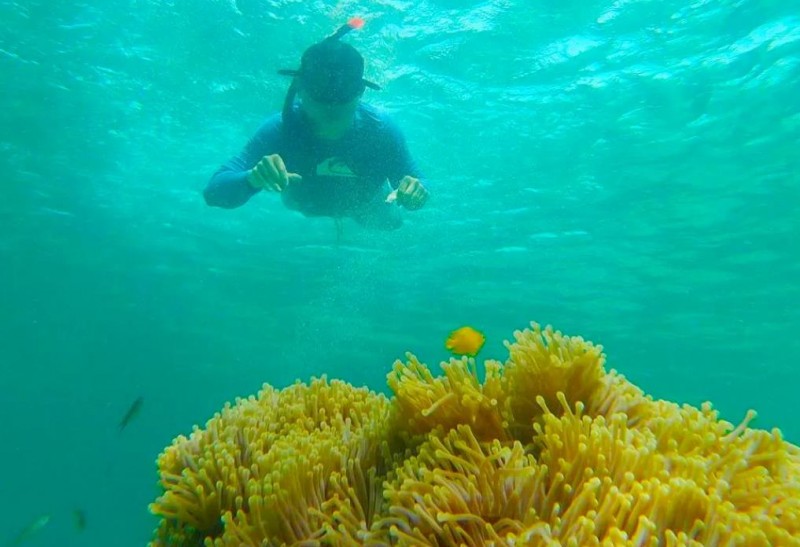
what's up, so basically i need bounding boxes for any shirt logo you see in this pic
[316,157,357,178]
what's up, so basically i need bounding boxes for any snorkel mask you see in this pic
[278,17,381,122]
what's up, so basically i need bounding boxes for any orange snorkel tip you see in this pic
[329,16,366,41]
[347,16,365,30]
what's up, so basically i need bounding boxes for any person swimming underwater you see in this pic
[204,18,429,230]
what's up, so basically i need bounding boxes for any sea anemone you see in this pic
[149,323,800,546]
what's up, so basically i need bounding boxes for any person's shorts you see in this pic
[281,180,402,231]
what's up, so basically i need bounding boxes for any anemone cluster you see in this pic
[149,323,800,546]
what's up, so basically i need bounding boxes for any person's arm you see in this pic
[382,117,424,187]
[381,116,429,210]
[203,116,281,208]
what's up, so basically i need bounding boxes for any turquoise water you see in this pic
[2,0,799,544]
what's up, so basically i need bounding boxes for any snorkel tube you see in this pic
[330,16,365,39]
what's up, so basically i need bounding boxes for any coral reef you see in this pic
[149,323,800,546]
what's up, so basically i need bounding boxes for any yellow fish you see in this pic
[445,326,485,357]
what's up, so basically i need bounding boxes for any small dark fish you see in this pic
[119,396,144,432]
[73,509,87,532]
[9,514,50,545]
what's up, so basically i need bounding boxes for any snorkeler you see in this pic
[204,18,429,230]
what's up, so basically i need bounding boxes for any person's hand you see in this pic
[247,154,302,192]
[389,175,428,210]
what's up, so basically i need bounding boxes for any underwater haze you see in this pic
[2,0,799,544]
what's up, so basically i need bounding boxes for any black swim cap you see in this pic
[300,41,372,103]
[279,30,380,105]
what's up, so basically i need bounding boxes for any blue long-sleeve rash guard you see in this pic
[204,103,422,219]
